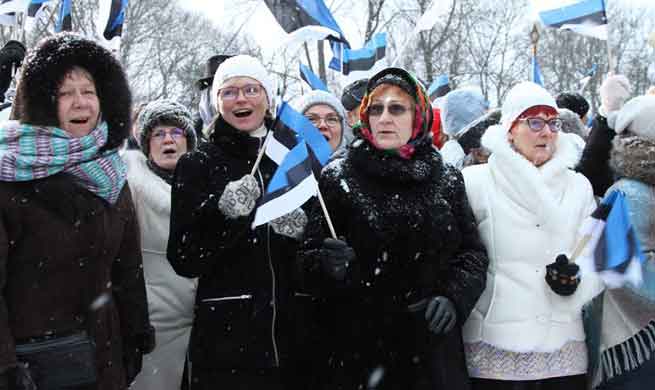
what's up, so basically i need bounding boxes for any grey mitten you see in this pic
[270,208,307,240]
[218,174,261,219]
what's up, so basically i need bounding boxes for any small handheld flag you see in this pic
[531,55,544,86]
[537,0,608,40]
[331,33,386,76]
[252,102,332,228]
[575,190,645,288]
[102,0,127,41]
[428,74,450,102]
[299,62,328,91]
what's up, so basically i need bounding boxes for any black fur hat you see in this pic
[13,33,131,151]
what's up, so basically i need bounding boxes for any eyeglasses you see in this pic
[217,84,263,100]
[367,103,411,117]
[305,114,341,128]
[518,117,563,132]
[152,127,186,140]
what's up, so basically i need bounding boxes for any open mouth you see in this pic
[233,109,253,118]
[70,118,90,125]
[162,147,177,155]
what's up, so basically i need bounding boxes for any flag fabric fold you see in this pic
[299,62,328,91]
[538,0,608,40]
[576,190,645,288]
[333,32,386,76]
[101,0,127,41]
[252,102,331,227]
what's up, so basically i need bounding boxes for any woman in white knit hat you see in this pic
[167,55,307,389]
[462,81,604,389]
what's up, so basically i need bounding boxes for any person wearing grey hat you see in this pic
[294,90,353,155]
[124,99,197,390]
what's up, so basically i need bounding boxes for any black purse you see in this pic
[15,331,97,389]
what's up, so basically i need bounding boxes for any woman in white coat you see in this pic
[462,82,603,390]
[125,99,198,390]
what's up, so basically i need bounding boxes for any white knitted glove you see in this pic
[599,74,631,115]
[269,208,307,240]
[218,174,261,219]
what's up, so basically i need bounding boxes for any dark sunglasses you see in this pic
[367,103,410,117]
[517,117,563,132]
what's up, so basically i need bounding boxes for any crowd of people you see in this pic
[0,31,654,390]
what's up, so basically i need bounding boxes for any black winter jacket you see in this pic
[167,117,301,382]
[576,114,616,197]
[299,138,488,390]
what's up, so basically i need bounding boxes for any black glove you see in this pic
[424,296,457,335]
[546,254,580,296]
[123,325,156,385]
[320,238,356,281]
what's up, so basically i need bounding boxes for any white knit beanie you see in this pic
[607,95,655,140]
[210,54,275,111]
[500,81,557,131]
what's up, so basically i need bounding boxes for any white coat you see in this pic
[124,151,197,390]
[462,125,603,353]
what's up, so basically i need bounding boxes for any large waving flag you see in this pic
[537,0,608,40]
[299,62,328,91]
[55,0,71,32]
[576,190,645,288]
[0,0,29,25]
[252,102,332,227]
[428,74,450,102]
[334,32,386,76]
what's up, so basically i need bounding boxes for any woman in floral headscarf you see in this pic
[298,67,488,390]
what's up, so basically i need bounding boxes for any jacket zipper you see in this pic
[200,294,252,303]
[254,136,280,366]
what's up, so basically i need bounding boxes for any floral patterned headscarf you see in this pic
[353,67,433,159]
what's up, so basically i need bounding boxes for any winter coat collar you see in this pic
[209,115,269,159]
[482,124,580,227]
[348,137,439,184]
[610,135,655,187]
[124,150,171,215]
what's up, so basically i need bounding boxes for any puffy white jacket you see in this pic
[462,125,603,352]
[124,151,197,390]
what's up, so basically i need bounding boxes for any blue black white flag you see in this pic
[538,0,608,40]
[428,74,450,101]
[532,55,544,86]
[332,33,386,76]
[299,62,328,91]
[101,0,127,41]
[577,190,645,288]
[55,0,71,32]
[253,102,332,227]
[0,0,29,25]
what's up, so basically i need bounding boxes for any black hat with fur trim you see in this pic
[13,33,131,151]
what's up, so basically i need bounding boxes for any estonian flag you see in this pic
[334,33,386,76]
[55,0,71,32]
[27,0,48,17]
[428,74,450,102]
[577,190,645,288]
[538,0,608,40]
[532,55,544,86]
[252,102,332,227]
[299,62,328,91]
[101,0,127,41]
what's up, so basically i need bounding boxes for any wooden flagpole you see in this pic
[316,186,337,239]
[250,131,272,176]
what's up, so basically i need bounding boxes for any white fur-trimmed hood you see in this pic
[123,150,171,216]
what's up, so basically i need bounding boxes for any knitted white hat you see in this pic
[210,54,275,111]
[500,81,557,131]
[607,95,655,140]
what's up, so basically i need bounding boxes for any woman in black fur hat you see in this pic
[0,33,153,390]
[298,67,488,390]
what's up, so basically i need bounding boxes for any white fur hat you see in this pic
[210,54,275,111]
[607,95,655,140]
[500,81,557,131]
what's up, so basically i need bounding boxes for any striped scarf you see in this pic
[0,120,126,204]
